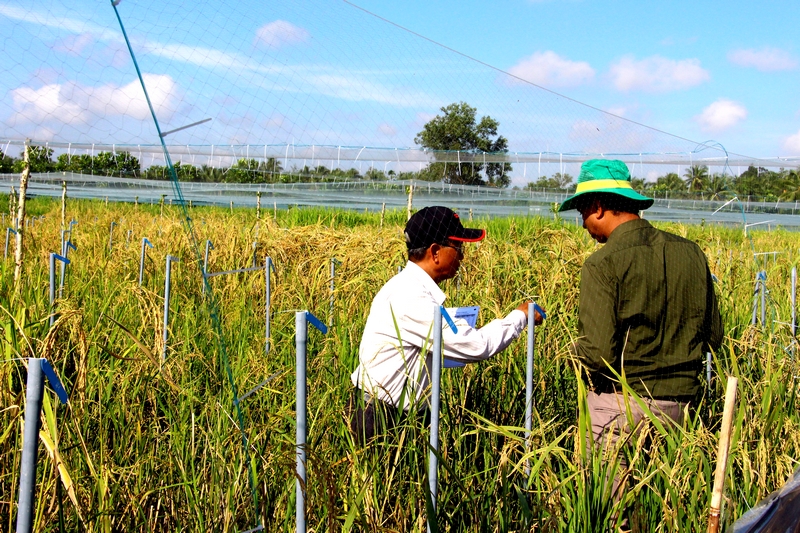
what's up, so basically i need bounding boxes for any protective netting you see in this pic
[1,0,794,184]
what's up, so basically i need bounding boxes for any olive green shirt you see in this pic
[576,219,723,401]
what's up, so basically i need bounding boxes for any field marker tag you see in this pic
[441,306,458,334]
[533,302,547,320]
[53,254,70,265]
[305,311,327,334]
[40,359,68,404]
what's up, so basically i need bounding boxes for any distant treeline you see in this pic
[2,146,799,201]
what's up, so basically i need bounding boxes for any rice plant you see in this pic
[1,197,799,532]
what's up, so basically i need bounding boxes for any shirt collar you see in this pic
[607,218,652,244]
[404,260,446,305]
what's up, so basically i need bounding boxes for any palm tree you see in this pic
[707,173,730,199]
[779,170,800,201]
[683,165,709,193]
[655,172,684,192]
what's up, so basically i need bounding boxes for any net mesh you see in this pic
[1,0,792,185]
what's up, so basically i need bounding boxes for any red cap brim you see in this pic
[450,228,486,243]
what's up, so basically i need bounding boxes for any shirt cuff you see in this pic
[506,309,528,331]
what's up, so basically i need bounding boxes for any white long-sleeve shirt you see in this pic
[350,261,527,411]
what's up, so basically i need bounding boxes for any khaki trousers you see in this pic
[588,391,686,449]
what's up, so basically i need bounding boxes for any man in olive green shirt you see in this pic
[559,159,723,453]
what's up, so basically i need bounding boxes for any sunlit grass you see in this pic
[1,197,799,531]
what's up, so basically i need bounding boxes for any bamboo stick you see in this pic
[708,376,738,533]
[61,181,67,231]
[406,182,414,220]
[14,140,31,291]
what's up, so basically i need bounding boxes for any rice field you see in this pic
[2,196,799,532]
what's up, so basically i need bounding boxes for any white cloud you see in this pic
[784,130,800,153]
[609,55,709,92]
[254,20,310,48]
[53,32,95,55]
[694,99,747,132]
[507,51,594,88]
[10,74,180,126]
[728,47,798,72]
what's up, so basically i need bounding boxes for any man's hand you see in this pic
[516,301,545,325]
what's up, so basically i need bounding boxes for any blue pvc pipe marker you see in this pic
[40,359,69,404]
[16,359,68,533]
[296,310,327,533]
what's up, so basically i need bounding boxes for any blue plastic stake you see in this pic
[202,240,213,295]
[329,258,342,327]
[108,221,117,252]
[40,359,69,404]
[761,270,767,326]
[296,310,327,533]
[4,227,17,260]
[16,359,44,533]
[139,237,153,286]
[49,253,70,327]
[441,306,458,334]
[265,256,274,355]
[163,255,180,360]
[427,305,444,533]
[792,267,797,361]
[15,358,69,533]
[525,302,536,483]
[59,241,77,299]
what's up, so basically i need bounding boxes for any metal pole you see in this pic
[761,271,767,327]
[792,267,797,360]
[202,240,213,295]
[139,238,152,286]
[752,276,759,326]
[108,221,116,252]
[4,227,14,260]
[427,305,443,533]
[15,358,44,533]
[163,255,179,360]
[58,242,75,300]
[265,256,272,355]
[329,258,336,327]
[525,302,535,481]
[49,253,56,327]
[295,311,308,533]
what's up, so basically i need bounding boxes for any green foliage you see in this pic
[12,146,56,173]
[526,172,574,191]
[0,150,15,173]
[415,102,512,187]
[1,201,799,531]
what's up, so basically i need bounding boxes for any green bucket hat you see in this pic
[558,159,654,212]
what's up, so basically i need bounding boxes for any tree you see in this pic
[683,165,709,192]
[414,102,511,187]
[654,172,684,192]
[779,169,800,201]
[525,172,574,191]
[707,173,730,199]
[0,150,16,173]
[13,146,55,173]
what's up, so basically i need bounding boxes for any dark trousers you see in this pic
[348,388,430,445]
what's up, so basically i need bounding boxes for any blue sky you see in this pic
[363,0,800,158]
[1,0,798,183]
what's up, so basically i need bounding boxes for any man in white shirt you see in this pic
[349,206,543,443]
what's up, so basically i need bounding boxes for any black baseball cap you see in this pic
[404,206,486,250]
